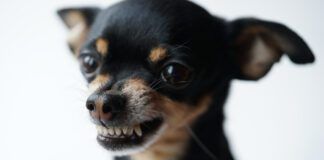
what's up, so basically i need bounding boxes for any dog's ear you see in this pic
[57,7,100,54]
[228,18,315,80]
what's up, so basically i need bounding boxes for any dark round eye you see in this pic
[81,55,99,74]
[161,63,192,87]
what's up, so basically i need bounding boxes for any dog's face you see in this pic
[58,0,314,155]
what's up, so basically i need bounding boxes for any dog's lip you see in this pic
[96,118,164,150]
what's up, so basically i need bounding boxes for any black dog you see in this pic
[57,0,315,160]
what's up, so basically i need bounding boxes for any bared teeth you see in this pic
[134,124,142,137]
[96,124,143,137]
[115,127,122,136]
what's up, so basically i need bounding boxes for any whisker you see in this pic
[153,84,168,91]
[185,125,219,160]
[171,41,191,52]
[149,79,160,88]
[149,79,158,87]
[162,103,219,160]
[151,79,163,90]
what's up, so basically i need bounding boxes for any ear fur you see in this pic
[228,18,315,80]
[57,7,100,54]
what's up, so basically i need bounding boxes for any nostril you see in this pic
[102,103,112,113]
[115,95,127,111]
[101,94,126,114]
[86,102,95,111]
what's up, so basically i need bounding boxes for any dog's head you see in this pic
[58,0,314,155]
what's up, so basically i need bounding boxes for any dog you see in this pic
[57,0,315,159]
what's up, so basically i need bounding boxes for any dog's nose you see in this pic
[86,93,126,122]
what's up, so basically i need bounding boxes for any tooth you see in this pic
[102,127,108,136]
[127,127,133,136]
[122,127,128,135]
[108,127,115,135]
[96,126,103,134]
[134,124,142,137]
[115,127,121,136]
[96,126,101,133]
[98,135,104,140]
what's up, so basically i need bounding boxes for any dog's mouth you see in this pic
[96,118,164,152]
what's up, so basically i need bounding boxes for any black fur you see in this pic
[58,0,314,159]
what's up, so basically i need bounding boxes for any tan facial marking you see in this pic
[132,95,212,160]
[121,78,162,122]
[89,74,110,92]
[115,77,212,160]
[123,78,148,91]
[131,125,189,160]
[96,38,109,56]
[149,46,168,63]
[162,95,212,128]
[132,128,189,160]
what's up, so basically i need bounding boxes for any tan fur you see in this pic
[96,38,109,56]
[123,78,146,91]
[119,78,212,160]
[121,78,162,123]
[89,74,111,92]
[149,47,168,63]
[131,93,212,160]
[160,95,211,127]
[132,128,189,160]
[89,76,212,160]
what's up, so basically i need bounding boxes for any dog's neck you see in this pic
[131,126,190,160]
[181,82,234,160]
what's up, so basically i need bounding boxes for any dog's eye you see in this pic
[81,55,99,74]
[161,63,192,87]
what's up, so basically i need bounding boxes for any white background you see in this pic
[0,0,323,160]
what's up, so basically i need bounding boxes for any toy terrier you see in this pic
[57,0,315,159]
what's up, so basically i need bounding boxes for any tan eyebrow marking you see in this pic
[96,38,109,56]
[149,46,168,63]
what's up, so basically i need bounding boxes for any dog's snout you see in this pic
[105,94,127,113]
[86,93,126,122]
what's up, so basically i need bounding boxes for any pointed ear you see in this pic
[228,18,315,80]
[57,7,100,54]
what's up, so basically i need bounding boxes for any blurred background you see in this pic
[0,0,323,160]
